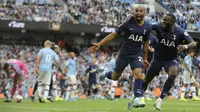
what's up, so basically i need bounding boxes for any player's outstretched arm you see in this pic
[88,32,118,53]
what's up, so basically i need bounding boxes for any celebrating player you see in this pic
[89,6,152,107]
[3,59,28,103]
[142,14,196,111]
[35,40,59,103]
[180,49,200,101]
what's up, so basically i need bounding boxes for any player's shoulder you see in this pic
[144,20,152,28]
[176,26,189,36]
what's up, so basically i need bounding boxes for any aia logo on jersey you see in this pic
[128,34,143,42]
[160,39,175,47]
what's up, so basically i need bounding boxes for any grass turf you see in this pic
[1,99,200,112]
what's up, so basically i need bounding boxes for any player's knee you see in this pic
[44,85,50,91]
[133,69,144,80]
[112,72,121,81]
[168,75,176,80]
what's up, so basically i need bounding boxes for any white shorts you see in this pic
[37,71,51,85]
[182,71,195,84]
[111,81,118,87]
[67,75,77,84]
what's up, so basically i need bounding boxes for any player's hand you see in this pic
[34,67,39,74]
[177,45,187,52]
[190,72,193,78]
[88,42,100,53]
[142,60,150,68]
[149,46,155,52]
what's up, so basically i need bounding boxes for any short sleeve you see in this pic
[184,57,190,65]
[152,23,160,33]
[115,18,130,35]
[55,53,59,61]
[180,29,193,42]
[65,60,70,67]
[143,24,152,41]
[38,49,43,55]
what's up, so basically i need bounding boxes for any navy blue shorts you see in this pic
[114,55,142,73]
[147,58,179,76]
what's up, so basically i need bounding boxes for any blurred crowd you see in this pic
[157,0,200,31]
[0,41,200,99]
[0,0,200,31]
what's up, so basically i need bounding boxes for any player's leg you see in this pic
[42,71,52,103]
[128,56,144,108]
[105,57,130,81]
[154,60,179,111]
[31,81,38,102]
[47,75,54,102]
[143,59,164,92]
[10,73,18,99]
[92,84,98,99]
[36,71,45,102]
[191,77,200,100]
[3,80,11,102]
[88,82,92,99]
[108,81,117,100]
[180,71,189,101]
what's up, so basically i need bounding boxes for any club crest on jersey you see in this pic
[128,34,143,42]
[160,39,175,47]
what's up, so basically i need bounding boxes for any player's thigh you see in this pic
[69,75,77,84]
[114,56,131,74]
[146,59,164,76]
[165,60,179,76]
[38,71,51,85]
[113,57,131,80]
[130,56,142,76]
[182,71,190,85]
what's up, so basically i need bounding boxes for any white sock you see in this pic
[181,86,186,98]
[37,82,43,98]
[191,86,196,97]
[53,84,58,98]
[43,85,50,100]
[65,86,71,100]
[111,87,115,99]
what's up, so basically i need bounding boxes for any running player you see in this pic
[142,14,196,111]
[180,49,200,101]
[3,59,28,103]
[89,6,152,107]
[35,40,59,103]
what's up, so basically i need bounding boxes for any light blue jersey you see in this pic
[65,58,76,75]
[109,58,116,71]
[38,48,58,72]
[184,55,193,72]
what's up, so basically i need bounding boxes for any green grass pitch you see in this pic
[1,99,200,112]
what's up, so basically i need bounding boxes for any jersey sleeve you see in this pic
[184,57,190,65]
[151,23,160,34]
[115,18,130,35]
[86,66,91,73]
[55,53,59,61]
[65,60,70,67]
[38,49,43,56]
[180,29,194,42]
[143,24,152,41]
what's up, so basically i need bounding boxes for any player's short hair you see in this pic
[135,5,145,12]
[3,63,10,71]
[167,14,176,24]
[44,40,52,47]
[113,52,118,57]
[51,42,56,49]
[188,49,195,54]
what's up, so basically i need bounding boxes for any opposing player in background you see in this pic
[63,52,77,101]
[3,59,28,102]
[107,53,118,100]
[142,14,196,111]
[35,40,59,103]
[86,58,99,99]
[89,6,152,107]
[180,49,200,101]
